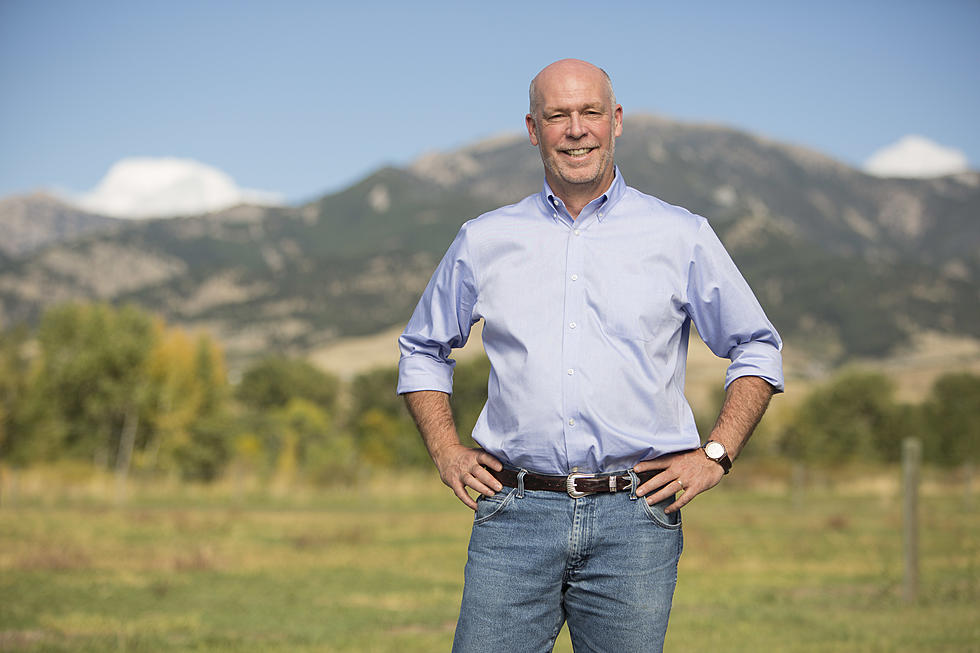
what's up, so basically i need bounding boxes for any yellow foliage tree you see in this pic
[143,321,229,477]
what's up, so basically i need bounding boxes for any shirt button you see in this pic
[553,213,558,218]
[569,322,577,329]
[598,212,604,218]
[570,274,579,281]
[574,230,581,236]
[567,368,574,375]
[568,418,576,426]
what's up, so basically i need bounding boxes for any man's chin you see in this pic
[542,157,610,190]
[558,169,602,186]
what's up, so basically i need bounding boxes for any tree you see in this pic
[27,303,156,470]
[0,326,32,465]
[921,372,980,466]
[172,413,233,482]
[8,303,235,484]
[279,398,356,484]
[236,356,339,412]
[145,326,232,480]
[349,367,428,467]
[233,356,341,480]
[781,371,904,464]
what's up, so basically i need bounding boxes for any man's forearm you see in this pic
[707,375,775,460]
[402,389,503,509]
[634,375,775,511]
[403,390,461,463]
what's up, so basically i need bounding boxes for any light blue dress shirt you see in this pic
[397,169,784,475]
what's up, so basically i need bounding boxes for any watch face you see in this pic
[705,441,726,459]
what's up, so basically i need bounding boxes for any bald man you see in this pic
[398,59,784,651]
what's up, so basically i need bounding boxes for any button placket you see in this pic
[561,221,586,456]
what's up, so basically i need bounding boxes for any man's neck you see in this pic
[547,171,615,220]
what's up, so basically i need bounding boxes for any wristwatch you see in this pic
[702,440,732,474]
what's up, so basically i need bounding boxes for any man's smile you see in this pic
[561,146,598,158]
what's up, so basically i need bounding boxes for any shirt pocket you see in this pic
[590,274,683,342]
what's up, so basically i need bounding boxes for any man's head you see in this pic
[526,59,623,204]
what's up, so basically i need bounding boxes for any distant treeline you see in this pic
[0,302,491,484]
[0,303,977,483]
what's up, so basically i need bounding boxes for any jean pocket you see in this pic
[473,488,517,525]
[640,495,682,530]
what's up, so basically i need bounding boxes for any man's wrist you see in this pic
[430,441,460,463]
[702,440,732,474]
[433,441,477,473]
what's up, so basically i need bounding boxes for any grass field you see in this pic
[1,464,978,652]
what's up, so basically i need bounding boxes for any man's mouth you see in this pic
[562,147,597,157]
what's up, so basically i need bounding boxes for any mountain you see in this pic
[0,115,977,365]
[0,171,498,360]
[414,117,980,263]
[0,192,121,258]
[412,117,980,358]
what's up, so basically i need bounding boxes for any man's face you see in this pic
[526,63,623,196]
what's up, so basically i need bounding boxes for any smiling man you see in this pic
[526,62,621,211]
[397,59,784,652]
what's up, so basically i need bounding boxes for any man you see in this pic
[397,59,783,652]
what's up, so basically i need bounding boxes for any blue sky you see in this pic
[1,0,978,203]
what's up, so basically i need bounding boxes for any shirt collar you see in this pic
[539,166,626,223]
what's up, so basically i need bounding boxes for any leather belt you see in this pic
[487,467,658,498]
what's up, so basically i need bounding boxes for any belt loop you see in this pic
[627,469,640,501]
[516,469,527,499]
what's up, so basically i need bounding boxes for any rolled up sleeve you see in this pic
[685,220,784,393]
[396,226,479,395]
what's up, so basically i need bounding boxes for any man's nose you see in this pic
[567,113,587,138]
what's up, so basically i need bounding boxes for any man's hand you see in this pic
[633,450,725,514]
[403,390,505,511]
[634,376,776,513]
[432,443,504,510]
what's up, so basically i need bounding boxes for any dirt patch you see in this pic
[0,629,49,649]
[16,546,91,571]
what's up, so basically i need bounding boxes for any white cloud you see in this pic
[73,157,284,219]
[863,135,970,179]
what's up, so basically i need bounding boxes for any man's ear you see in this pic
[526,114,539,147]
[613,105,623,138]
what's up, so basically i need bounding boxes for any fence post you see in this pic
[902,437,921,603]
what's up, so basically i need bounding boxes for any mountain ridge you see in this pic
[0,192,122,258]
[1,115,977,366]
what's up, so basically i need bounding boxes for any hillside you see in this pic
[410,117,980,358]
[1,115,977,366]
[0,192,120,258]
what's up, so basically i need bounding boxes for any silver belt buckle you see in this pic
[566,472,598,498]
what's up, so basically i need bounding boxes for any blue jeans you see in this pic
[452,470,683,652]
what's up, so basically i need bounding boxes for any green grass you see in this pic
[1,465,977,652]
